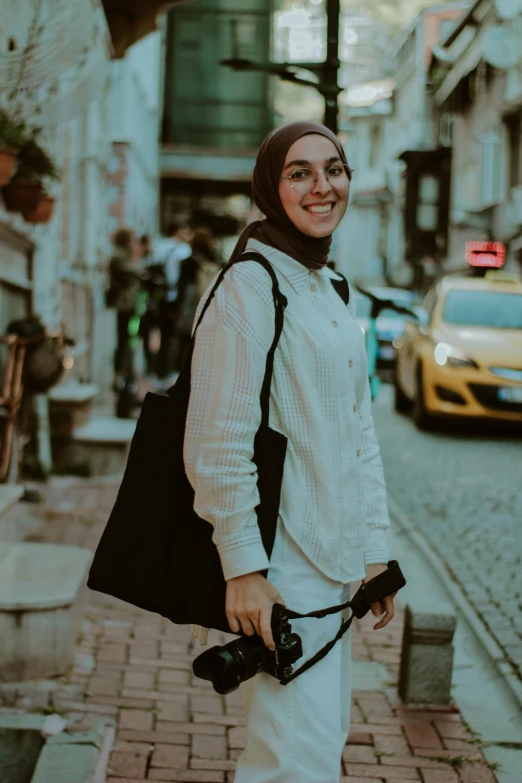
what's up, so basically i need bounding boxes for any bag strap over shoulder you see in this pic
[176,251,287,428]
[330,273,350,306]
[240,253,288,427]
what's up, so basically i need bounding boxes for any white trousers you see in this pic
[235,520,352,783]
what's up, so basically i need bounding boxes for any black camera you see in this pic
[192,560,406,694]
[192,603,302,695]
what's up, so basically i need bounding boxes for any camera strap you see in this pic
[278,599,355,685]
[277,560,406,686]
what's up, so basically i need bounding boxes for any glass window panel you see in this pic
[416,203,438,230]
[443,290,522,329]
[419,175,439,204]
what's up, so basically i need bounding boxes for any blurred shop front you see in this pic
[160,0,275,235]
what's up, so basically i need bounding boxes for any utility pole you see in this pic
[221,0,342,133]
[323,0,341,133]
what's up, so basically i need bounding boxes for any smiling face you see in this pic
[278,134,350,238]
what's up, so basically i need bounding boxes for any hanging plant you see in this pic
[14,134,59,183]
[2,133,59,222]
[0,110,27,186]
[22,192,56,224]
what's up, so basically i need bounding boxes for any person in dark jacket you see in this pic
[138,234,163,377]
[109,228,141,388]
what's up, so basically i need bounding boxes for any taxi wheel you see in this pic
[394,375,410,414]
[412,365,432,430]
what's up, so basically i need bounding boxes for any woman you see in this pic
[184,122,395,783]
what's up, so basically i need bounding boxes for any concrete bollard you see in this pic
[398,603,457,704]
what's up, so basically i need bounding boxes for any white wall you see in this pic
[336,205,385,285]
[108,31,162,237]
[334,106,390,286]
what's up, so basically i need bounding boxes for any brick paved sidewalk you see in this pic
[1,478,499,783]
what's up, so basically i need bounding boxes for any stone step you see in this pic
[52,416,136,477]
[49,382,99,404]
[49,382,99,438]
[0,714,113,783]
[0,484,25,542]
[0,542,92,681]
[0,485,24,519]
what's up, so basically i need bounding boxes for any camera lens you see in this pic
[193,636,271,695]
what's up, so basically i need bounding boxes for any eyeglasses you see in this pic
[279,164,353,195]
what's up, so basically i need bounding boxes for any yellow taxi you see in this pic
[394,270,522,427]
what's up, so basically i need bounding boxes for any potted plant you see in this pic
[0,110,26,186]
[2,134,59,222]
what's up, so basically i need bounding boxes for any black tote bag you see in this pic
[87,253,289,633]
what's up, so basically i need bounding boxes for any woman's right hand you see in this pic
[226,571,285,651]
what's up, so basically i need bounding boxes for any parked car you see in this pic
[394,271,522,428]
[354,287,420,369]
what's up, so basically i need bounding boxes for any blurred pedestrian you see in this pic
[184,122,395,783]
[108,228,141,390]
[156,220,193,388]
[138,234,153,266]
[176,227,221,368]
[139,234,162,377]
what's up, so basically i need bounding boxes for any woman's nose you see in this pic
[311,171,332,195]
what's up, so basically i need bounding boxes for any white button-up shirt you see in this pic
[151,238,192,302]
[184,239,390,584]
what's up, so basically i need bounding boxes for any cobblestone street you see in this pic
[374,384,522,679]
[1,476,498,782]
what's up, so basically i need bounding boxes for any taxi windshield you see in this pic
[442,289,522,329]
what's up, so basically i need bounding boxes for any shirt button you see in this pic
[356,449,361,457]
[348,359,353,367]
[310,284,318,292]
[353,404,357,412]
[332,320,339,328]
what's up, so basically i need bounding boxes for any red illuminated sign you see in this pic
[465,241,506,268]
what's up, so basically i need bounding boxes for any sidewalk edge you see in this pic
[388,494,522,712]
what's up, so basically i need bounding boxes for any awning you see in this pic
[161,147,257,183]
[101,1,182,58]
[433,29,485,107]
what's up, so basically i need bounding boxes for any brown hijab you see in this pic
[230,121,350,270]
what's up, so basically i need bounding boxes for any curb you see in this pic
[388,494,522,712]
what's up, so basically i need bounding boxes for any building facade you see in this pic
[430,0,522,274]
[335,79,395,285]
[160,0,274,233]
[335,3,469,289]
[0,1,168,401]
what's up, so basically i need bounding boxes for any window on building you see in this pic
[416,174,439,231]
[480,129,506,206]
[506,113,522,189]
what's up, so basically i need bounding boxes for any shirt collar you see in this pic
[246,239,343,295]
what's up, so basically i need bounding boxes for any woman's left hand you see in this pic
[363,563,397,630]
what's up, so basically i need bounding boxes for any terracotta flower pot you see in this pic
[23,194,56,224]
[0,148,17,186]
[2,179,43,213]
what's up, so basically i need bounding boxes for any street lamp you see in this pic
[220,0,342,133]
